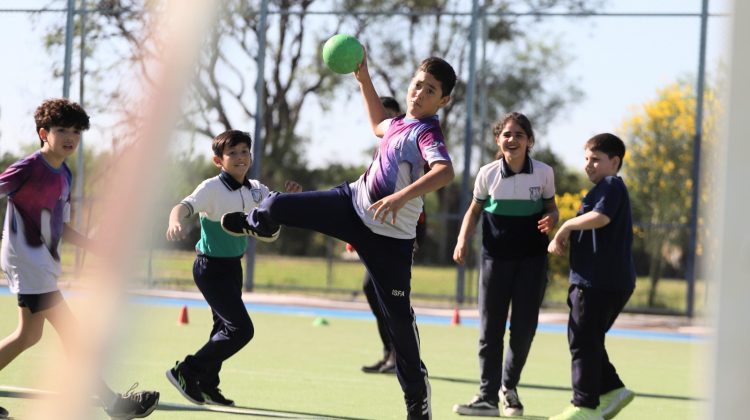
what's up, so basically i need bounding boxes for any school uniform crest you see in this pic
[528,186,542,201]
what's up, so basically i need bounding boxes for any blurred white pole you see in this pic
[708,1,749,419]
[28,1,218,419]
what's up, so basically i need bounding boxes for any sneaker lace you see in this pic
[122,382,147,403]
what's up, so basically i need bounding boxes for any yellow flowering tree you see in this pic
[620,80,719,308]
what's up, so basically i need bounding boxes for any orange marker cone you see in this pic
[451,307,461,326]
[178,305,189,325]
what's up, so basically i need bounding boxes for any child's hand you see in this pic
[453,240,469,265]
[284,180,303,193]
[166,222,186,241]
[538,212,558,233]
[368,191,407,225]
[354,48,370,83]
[548,227,570,256]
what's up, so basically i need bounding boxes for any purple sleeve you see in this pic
[418,125,451,164]
[0,158,31,199]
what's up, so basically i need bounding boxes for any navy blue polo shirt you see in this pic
[569,175,636,291]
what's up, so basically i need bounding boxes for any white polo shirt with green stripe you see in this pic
[181,171,270,258]
[473,156,555,259]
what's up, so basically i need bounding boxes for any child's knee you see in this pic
[15,328,43,349]
[234,320,254,344]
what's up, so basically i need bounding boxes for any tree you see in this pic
[531,146,587,194]
[620,80,719,308]
[44,0,606,261]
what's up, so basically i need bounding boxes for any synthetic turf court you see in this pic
[0,293,705,419]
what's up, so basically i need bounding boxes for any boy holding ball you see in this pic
[221,50,456,419]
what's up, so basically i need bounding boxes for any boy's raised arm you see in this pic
[354,50,388,137]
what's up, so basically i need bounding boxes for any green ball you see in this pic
[322,34,364,74]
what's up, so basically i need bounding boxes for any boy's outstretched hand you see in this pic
[548,227,570,256]
[369,191,408,225]
[166,221,186,242]
[284,180,303,193]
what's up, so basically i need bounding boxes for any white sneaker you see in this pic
[500,387,524,416]
[599,387,634,419]
[452,395,500,416]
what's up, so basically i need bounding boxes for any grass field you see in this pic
[0,294,705,419]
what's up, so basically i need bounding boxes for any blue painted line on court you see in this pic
[126,294,704,343]
[0,288,701,342]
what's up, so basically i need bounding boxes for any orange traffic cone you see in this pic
[451,307,461,326]
[178,305,189,325]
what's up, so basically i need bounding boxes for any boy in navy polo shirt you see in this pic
[164,130,301,406]
[221,53,456,420]
[548,133,636,420]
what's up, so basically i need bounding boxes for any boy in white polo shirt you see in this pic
[165,130,300,406]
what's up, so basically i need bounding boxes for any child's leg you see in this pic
[599,289,632,394]
[40,296,119,403]
[0,305,46,371]
[477,256,513,399]
[502,254,548,390]
[183,256,253,381]
[567,285,631,408]
[197,307,225,389]
[357,236,429,404]
[363,271,393,360]
[248,184,363,242]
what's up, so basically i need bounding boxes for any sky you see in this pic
[0,0,733,171]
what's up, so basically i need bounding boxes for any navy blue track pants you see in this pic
[478,254,547,398]
[567,284,632,408]
[184,255,254,388]
[248,183,428,400]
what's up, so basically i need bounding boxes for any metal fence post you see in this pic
[455,0,480,306]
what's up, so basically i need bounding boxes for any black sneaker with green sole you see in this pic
[165,361,205,405]
[200,386,235,406]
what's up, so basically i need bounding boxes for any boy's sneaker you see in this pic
[104,384,160,419]
[200,385,235,406]
[550,405,605,420]
[165,361,205,405]
[599,387,634,419]
[361,358,386,373]
[406,382,431,420]
[220,212,280,242]
[378,354,396,374]
[452,395,499,416]
[500,387,524,416]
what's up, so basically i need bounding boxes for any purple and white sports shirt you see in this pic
[0,151,72,294]
[350,115,450,239]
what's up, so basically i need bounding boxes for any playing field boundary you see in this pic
[0,286,709,341]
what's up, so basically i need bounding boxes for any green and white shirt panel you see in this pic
[473,157,555,258]
[181,172,270,258]
[473,158,555,215]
